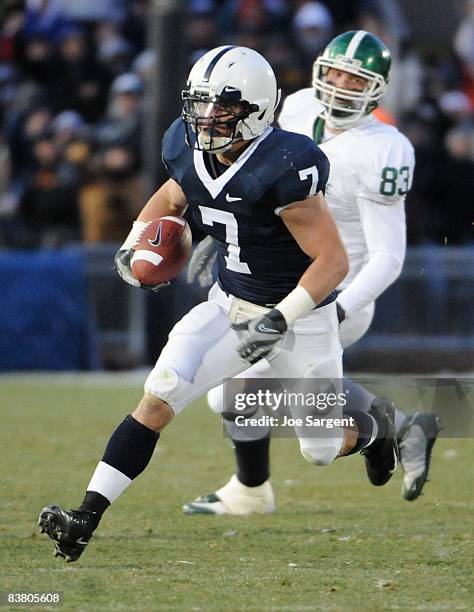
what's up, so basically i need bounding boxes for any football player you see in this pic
[38,46,400,562]
[183,31,441,517]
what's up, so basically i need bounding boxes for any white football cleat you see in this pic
[398,412,442,501]
[182,475,275,515]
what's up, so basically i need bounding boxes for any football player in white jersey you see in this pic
[184,31,441,516]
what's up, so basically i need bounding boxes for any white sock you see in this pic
[87,461,132,504]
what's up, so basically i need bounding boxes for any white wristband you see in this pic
[121,221,148,250]
[275,285,316,325]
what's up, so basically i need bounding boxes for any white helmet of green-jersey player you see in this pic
[182,45,281,153]
[313,30,391,129]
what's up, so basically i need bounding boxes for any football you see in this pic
[130,216,192,285]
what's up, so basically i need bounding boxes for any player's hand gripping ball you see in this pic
[131,216,192,285]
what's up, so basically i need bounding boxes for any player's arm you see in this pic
[115,179,187,289]
[280,191,349,306]
[234,192,348,364]
[336,197,406,320]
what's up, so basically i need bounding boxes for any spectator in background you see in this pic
[51,110,89,187]
[97,34,133,81]
[22,0,70,44]
[19,129,82,247]
[51,110,85,153]
[439,89,472,125]
[185,11,218,68]
[264,33,308,95]
[16,33,55,88]
[95,72,143,156]
[79,144,145,243]
[79,71,145,242]
[404,111,474,245]
[49,25,109,122]
[292,2,333,71]
[122,0,149,55]
[131,48,157,87]
[435,125,474,244]
[0,5,24,63]
[6,104,52,192]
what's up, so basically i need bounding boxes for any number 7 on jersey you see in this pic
[298,165,318,197]
[198,206,251,274]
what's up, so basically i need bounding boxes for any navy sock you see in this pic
[78,415,160,520]
[102,415,160,480]
[233,436,271,487]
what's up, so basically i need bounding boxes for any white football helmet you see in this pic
[182,46,281,153]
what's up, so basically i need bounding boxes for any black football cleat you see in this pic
[38,506,97,562]
[398,412,442,501]
[361,397,399,486]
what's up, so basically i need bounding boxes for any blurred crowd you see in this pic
[0,0,473,249]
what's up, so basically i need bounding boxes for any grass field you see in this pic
[1,374,473,611]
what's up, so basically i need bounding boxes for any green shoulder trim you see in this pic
[313,116,325,145]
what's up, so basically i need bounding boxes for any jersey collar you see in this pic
[314,112,376,144]
[194,127,273,199]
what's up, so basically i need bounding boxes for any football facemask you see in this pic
[182,91,257,153]
[182,46,280,153]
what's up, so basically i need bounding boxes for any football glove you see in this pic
[232,309,288,365]
[114,249,169,292]
[186,235,217,288]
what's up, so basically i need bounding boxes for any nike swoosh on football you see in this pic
[148,221,162,247]
[226,194,243,202]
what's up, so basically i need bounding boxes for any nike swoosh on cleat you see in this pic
[226,194,243,202]
[389,447,398,474]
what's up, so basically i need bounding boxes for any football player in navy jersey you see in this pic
[38,46,399,562]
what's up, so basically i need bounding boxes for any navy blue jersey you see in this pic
[162,118,336,307]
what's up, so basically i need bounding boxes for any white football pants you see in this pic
[144,283,344,465]
[207,300,375,414]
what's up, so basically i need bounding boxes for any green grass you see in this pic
[1,376,473,611]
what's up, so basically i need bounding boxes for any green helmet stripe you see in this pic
[345,30,368,59]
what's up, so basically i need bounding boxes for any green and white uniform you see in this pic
[278,88,415,346]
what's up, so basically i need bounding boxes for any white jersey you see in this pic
[279,88,415,318]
